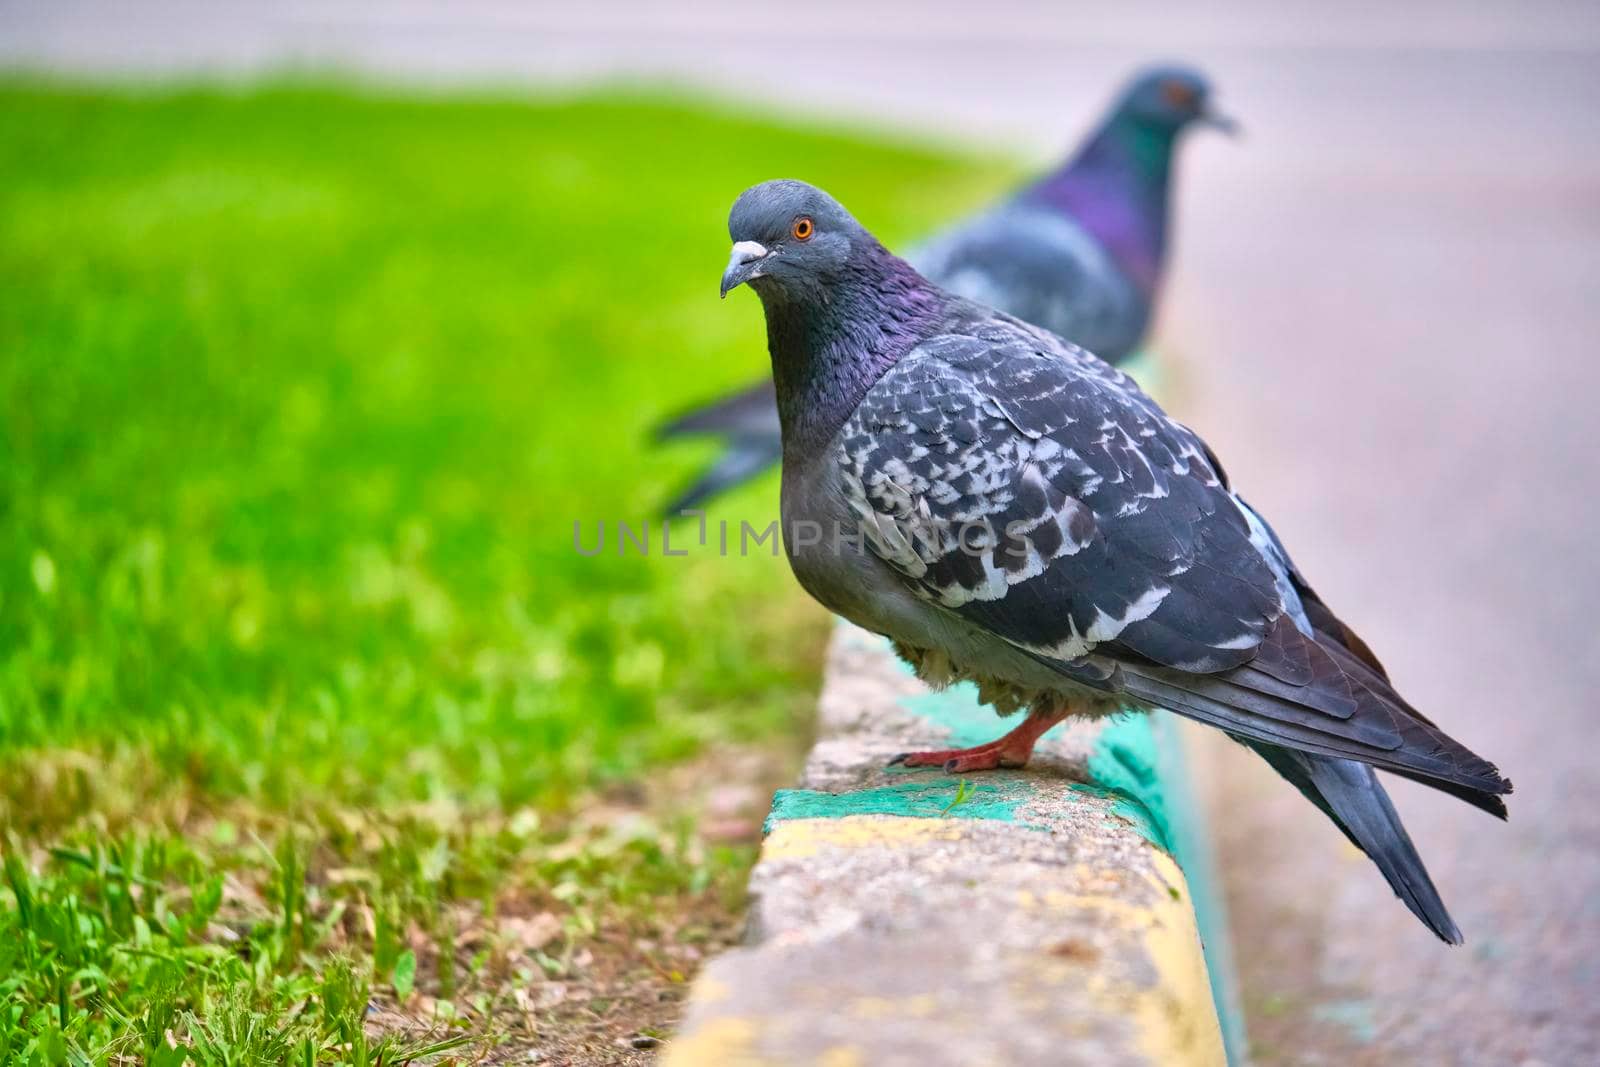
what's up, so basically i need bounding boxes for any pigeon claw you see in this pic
[887,741,1025,774]
[943,750,1030,774]
[885,708,1069,775]
[888,748,978,770]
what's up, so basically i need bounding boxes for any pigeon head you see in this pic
[1025,65,1232,291]
[720,179,862,301]
[718,180,944,456]
[1116,66,1235,136]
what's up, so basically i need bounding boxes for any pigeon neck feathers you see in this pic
[1026,116,1177,295]
[759,239,945,459]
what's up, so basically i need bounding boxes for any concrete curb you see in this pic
[667,622,1246,1066]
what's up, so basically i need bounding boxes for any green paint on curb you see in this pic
[1084,713,1175,852]
[1113,711,1249,1066]
[764,780,1031,834]
[1066,781,1168,849]
[888,661,1174,850]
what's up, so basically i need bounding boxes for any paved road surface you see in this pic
[5,3,1598,1061]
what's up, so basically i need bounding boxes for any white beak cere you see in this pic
[721,240,772,297]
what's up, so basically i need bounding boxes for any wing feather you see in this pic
[840,320,1511,802]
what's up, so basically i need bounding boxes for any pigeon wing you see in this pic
[837,320,1509,801]
[910,206,1146,363]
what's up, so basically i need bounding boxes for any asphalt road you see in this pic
[5,2,1597,1061]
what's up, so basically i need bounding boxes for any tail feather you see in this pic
[655,381,783,514]
[1246,741,1463,944]
[660,438,783,515]
[655,380,779,440]
[1120,660,1509,797]
[1114,615,1513,803]
[1384,766,1508,820]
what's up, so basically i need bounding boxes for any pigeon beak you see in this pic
[720,240,769,298]
[1199,108,1240,137]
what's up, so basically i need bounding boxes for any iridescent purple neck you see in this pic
[1025,119,1177,293]
[758,241,945,458]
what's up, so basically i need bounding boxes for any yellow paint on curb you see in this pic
[661,1015,764,1067]
[1129,852,1227,1066]
[670,817,1225,1066]
[693,976,732,1005]
[761,814,971,860]
[664,1018,870,1067]
[1014,852,1225,1066]
[849,993,940,1020]
[817,1046,866,1067]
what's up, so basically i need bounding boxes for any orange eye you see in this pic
[791,216,814,241]
[1162,81,1197,109]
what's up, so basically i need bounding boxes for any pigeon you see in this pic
[660,66,1232,514]
[718,179,1511,944]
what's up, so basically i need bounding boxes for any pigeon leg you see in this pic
[888,707,1068,774]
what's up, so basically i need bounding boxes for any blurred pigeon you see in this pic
[718,179,1511,943]
[661,66,1231,513]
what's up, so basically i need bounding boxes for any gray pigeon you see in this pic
[659,66,1232,514]
[719,179,1511,944]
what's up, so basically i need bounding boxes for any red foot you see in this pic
[888,708,1066,774]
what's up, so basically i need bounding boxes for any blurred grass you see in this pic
[0,81,1012,1060]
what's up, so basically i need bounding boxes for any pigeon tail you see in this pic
[654,381,784,514]
[1304,625,1512,818]
[1109,613,1513,811]
[659,437,782,516]
[1245,741,1463,944]
[655,380,779,441]
[1229,508,1513,819]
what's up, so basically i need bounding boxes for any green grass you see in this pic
[0,81,1010,1061]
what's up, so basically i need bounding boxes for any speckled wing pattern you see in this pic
[838,311,1278,670]
[836,309,1508,797]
